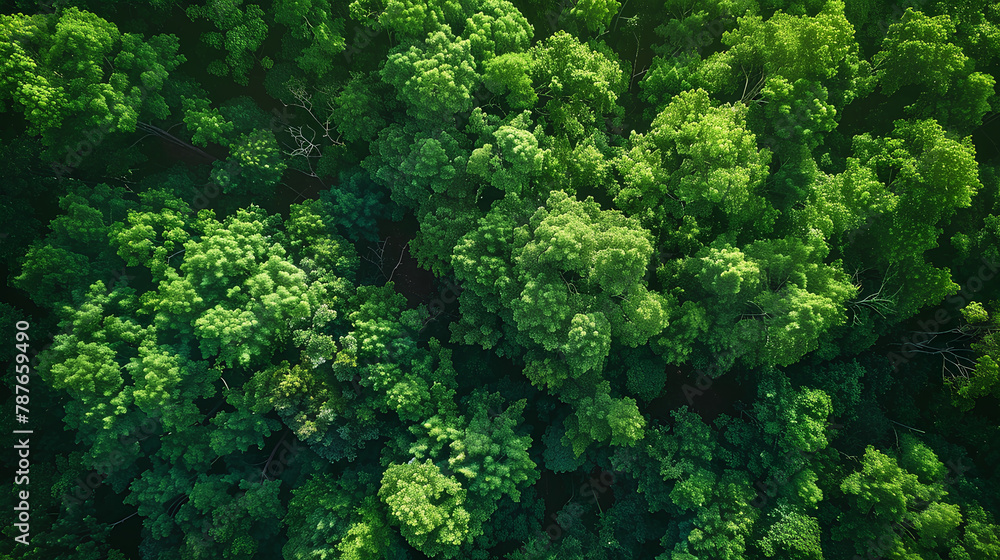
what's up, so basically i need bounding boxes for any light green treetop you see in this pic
[379,459,472,558]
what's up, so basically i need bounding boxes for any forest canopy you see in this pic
[1,0,1000,559]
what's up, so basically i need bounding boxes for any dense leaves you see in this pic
[4,1,1000,559]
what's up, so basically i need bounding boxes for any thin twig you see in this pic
[387,242,408,284]
[110,511,138,527]
[888,419,925,434]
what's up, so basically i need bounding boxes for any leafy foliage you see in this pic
[6,1,1000,559]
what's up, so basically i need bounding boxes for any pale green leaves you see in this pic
[48,334,123,404]
[379,460,471,558]
[483,52,536,109]
[757,507,823,559]
[616,88,774,235]
[569,0,622,33]
[1,8,183,143]
[143,205,348,369]
[793,157,896,239]
[668,231,857,368]
[467,109,548,196]
[511,190,667,360]
[562,390,646,456]
[848,118,980,316]
[462,0,533,65]
[382,25,478,123]
[225,129,287,194]
[723,0,856,82]
[530,31,627,138]
[874,8,968,96]
[564,312,612,374]
[378,0,465,38]
[1,13,67,133]
[839,446,928,522]
[182,97,235,148]
[690,243,761,298]
[496,120,546,179]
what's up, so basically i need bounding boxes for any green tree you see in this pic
[331,71,394,143]
[461,0,534,66]
[466,110,547,196]
[946,302,1000,410]
[381,25,479,124]
[363,122,475,217]
[483,51,537,109]
[410,198,485,278]
[376,0,467,38]
[529,31,627,139]
[848,118,980,318]
[319,168,404,243]
[284,468,402,560]
[653,0,754,57]
[186,0,269,85]
[379,459,472,558]
[661,230,857,370]
[873,9,968,97]
[615,88,775,239]
[182,97,235,148]
[561,388,646,456]
[215,129,287,195]
[0,8,184,154]
[871,7,996,134]
[834,444,956,558]
[274,0,347,78]
[568,0,622,33]
[452,190,671,388]
[756,506,823,559]
[722,0,859,84]
[14,183,132,310]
